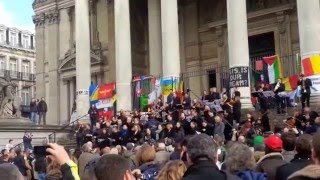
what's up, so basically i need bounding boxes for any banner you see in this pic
[308,74,320,94]
[89,84,99,105]
[161,78,177,96]
[96,95,117,109]
[98,83,115,99]
[229,66,249,87]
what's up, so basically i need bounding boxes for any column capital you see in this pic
[45,9,60,25]
[276,11,287,34]
[33,13,46,28]
[215,26,225,47]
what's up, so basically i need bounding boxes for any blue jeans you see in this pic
[38,172,46,180]
[30,112,37,123]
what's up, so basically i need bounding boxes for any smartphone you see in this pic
[34,146,50,156]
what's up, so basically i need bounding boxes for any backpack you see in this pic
[141,165,159,180]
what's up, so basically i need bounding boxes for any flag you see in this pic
[155,78,162,97]
[263,55,283,84]
[161,78,177,96]
[296,53,302,73]
[288,89,297,106]
[176,80,184,101]
[282,74,299,91]
[302,54,320,76]
[148,90,157,104]
[89,84,99,105]
[98,83,115,99]
[140,94,149,108]
[255,60,263,71]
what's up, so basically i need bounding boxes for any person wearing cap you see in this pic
[297,73,312,109]
[256,135,286,180]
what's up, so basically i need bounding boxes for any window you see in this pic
[0,30,5,44]
[0,57,5,76]
[22,61,30,79]
[21,89,30,105]
[9,58,17,77]
[10,32,17,46]
[22,35,29,48]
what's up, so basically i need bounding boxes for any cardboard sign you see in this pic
[229,66,249,88]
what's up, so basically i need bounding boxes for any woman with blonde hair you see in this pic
[156,160,187,180]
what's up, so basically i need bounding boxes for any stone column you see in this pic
[114,0,132,111]
[45,10,60,125]
[33,13,46,98]
[148,0,162,76]
[75,0,91,118]
[59,8,71,58]
[227,0,252,109]
[161,0,180,78]
[297,0,320,105]
[297,0,320,59]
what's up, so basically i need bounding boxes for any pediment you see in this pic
[58,48,103,73]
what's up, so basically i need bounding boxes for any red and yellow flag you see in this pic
[302,54,320,76]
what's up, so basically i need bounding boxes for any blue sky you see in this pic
[0,0,34,32]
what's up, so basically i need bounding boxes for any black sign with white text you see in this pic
[229,66,249,88]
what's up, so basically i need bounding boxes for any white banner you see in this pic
[308,74,320,94]
[96,98,113,109]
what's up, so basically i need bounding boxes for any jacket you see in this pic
[256,152,286,180]
[61,160,80,180]
[276,155,311,180]
[237,170,267,180]
[78,152,96,178]
[214,122,225,139]
[30,102,38,112]
[298,78,312,94]
[38,100,47,112]
[183,160,238,180]
[282,151,296,163]
[288,165,320,180]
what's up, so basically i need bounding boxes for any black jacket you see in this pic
[276,155,311,180]
[183,160,238,180]
[38,100,47,112]
[298,78,312,94]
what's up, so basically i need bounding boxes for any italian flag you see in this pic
[302,54,320,76]
[263,55,283,84]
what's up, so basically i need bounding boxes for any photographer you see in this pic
[23,132,33,151]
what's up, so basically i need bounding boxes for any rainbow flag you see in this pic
[263,55,283,84]
[89,84,99,104]
[282,74,299,91]
[161,78,177,96]
[302,54,320,76]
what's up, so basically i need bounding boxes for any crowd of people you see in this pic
[0,82,319,180]
[29,97,48,125]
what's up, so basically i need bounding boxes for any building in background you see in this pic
[32,0,320,125]
[0,24,36,110]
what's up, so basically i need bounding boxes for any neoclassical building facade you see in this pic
[0,24,36,107]
[33,0,320,125]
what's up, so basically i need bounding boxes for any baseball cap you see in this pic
[264,135,283,152]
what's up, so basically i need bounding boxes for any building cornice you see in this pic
[199,3,294,32]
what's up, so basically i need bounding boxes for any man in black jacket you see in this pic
[38,97,48,125]
[276,134,312,180]
[274,78,286,114]
[183,134,238,180]
[298,74,312,108]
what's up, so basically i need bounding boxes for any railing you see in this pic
[0,70,35,81]
[48,114,88,143]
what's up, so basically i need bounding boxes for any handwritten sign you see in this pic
[229,66,249,88]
